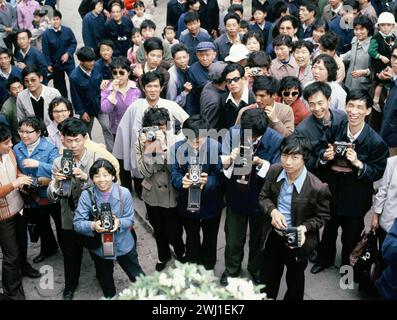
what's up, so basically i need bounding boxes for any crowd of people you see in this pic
[0,0,397,301]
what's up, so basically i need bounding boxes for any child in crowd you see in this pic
[305,19,328,56]
[132,1,153,28]
[368,12,396,112]
[127,28,143,65]
[162,25,179,47]
[239,20,249,36]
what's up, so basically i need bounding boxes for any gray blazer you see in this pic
[16,85,61,126]
[322,5,341,23]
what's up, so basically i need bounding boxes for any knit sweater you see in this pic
[0,151,24,221]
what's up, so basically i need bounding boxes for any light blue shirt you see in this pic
[276,166,307,227]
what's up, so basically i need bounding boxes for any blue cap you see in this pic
[195,41,215,52]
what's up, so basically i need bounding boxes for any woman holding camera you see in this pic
[14,115,61,264]
[73,159,144,298]
[101,56,142,138]
[135,108,186,271]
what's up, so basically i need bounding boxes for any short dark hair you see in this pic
[247,51,271,68]
[273,34,293,48]
[6,77,22,91]
[171,43,189,58]
[242,30,264,50]
[90,0,103,11]
[222,63,245,79]
[48,97,74,121]
[252,6,266,15]
[293,40,314,54]
[0,47,12,57]
[319,31,339,52]
[184,11,200,25]
[280,134,312,162]
[240,108,268,137]
[53,10,62,19]
[140,19,156,32]
[0,124,11,143]
[253,76,279,95]
[353,14,374,36]
[110,56,131,72]
[224,12,240,25]
[300,0,317,15]
[77,46,96,62]
[303,81,332,101]
[89,158,117,182]
[134,1,145,8]
[18,115,47,137]
[17,29,32,39]
[22,64,42,79]
[279,76,302,98]
[313,19,329,32]
[228,4,244,15]
[182,114,209,138]
[312,54,338,82]
[272,0,289,20]
[162,25,176,38]
[143,37,164,54]
[278,15,299,30]
[142,108,170,127]
[239,19,249,29]
[141,70,164,87]
[98,39,114,50]
[59,117,88,137]
[346,89,373,109]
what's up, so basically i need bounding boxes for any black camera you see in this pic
[21,176,40,203]
[333,141,355,157]
[100,203,114,231]
[187,157,202,212]
[279,227,300,248]
[142,126,159,142]
[58,149,74,198]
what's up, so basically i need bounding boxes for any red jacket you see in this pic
[124,0,136,10]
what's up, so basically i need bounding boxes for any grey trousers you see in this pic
[85,112,114,152]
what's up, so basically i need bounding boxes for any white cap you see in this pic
[225,43,250,63]
[376,12,396,26]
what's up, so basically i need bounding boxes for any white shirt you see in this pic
[347,124,365,142]
[226,83,249,107]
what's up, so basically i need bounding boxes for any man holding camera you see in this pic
[220,108,283,286]
[311,90,389,274]
[47,118,101,300]
[170,115,224,270]
[258,134,331,300]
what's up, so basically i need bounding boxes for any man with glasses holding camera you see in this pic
[258,134,331,300]
[47,118,102,300]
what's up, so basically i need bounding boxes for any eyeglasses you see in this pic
[18,129,36,135]
[282,91,299,97]
[112,70,127,76]
[225,76,241,85]
[52,109,69,114]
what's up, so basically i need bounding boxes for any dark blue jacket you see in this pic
[14,47,48,84]
[94,58,112,80]
[82,11,106,50]
[188,61,210,115]
[69,65,103,116]
[223,126,283,215]
[249,22,272,50]
[380,80,397,148]
[41,26,77,69]
[170,138,224,220]
[104,17,134,57]
[0,66,21,106]
[166,0,186,31]
[375,217,397,300]
[318,119,388,217]
[328,16,354,54]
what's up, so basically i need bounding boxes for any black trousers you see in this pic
[146,204,185,262]
[59,229,84,291]
[182,214,221,270]
[15,213,28,268]
[261,231,308,300]
[53,64,74,98]
[37,203,62,256]
[317,215,365,267]
[90,249,144,298]
[118,159,133,193]
[0,215,25,300]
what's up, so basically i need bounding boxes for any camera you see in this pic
[187,157,202,212]
[333,141,355,157]
[100,203,114,231]
[58,149,74,198]
[279,227,300,248]
[21,176,40,204]
[142,126,159,142]
[250,67,262,76]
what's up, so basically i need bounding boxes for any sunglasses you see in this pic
[112,70,127,76]
[282,91,299,97]
[225,76,241,85]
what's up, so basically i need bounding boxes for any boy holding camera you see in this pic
[47,118,102,300]
[170,115,223,270]
[258,134,331,300]
[311,90,389,274]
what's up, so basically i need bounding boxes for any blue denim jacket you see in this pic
[73,184,135,260]
[14,137,59,199]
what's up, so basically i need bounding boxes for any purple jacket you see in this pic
[101,81,142,134]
